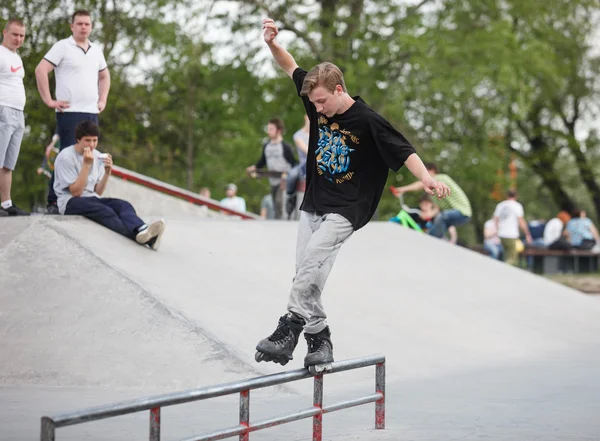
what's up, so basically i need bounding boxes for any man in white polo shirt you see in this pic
[0,18,30,216]
[35,9,111,214]
[493,189,532,265]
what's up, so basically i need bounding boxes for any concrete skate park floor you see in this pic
[2,215,600,440]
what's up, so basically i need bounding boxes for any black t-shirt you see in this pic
[293,67,416,230]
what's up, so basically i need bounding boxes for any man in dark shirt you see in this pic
[246,117,297,219]
[255,18,451,370]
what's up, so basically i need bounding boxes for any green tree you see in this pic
[408,0,600,222]
[1,0,184,209]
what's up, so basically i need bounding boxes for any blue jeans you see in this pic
[286,161,306,195]
[484,242,503,260]
[48,112,99,205]
[65,197,145,240]
[428,209,470,238]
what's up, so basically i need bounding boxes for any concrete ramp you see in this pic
[102,174,225,218]
[2,215,600,440]
[0,217,252,390]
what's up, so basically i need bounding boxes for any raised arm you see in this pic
[262,18,298,78]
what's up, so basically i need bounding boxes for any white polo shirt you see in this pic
[43,36,108,114]
[0,45,26,111]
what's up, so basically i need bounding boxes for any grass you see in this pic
[546,273,600,293]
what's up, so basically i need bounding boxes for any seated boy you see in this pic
[53,121,165,250]
[418,194,439,230]
[419,194,458,243]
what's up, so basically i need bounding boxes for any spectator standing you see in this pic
[493,190,532,265]
[0,18,29,216]
[260,193,275,219]
[246,117,297,219]
[35,9,111,214]
[220,183,246,213]
[285,114,309,217]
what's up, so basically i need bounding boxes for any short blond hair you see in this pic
[300,62,347,96]
[4,18,25,30]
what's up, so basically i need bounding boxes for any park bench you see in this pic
[520,247,600,274]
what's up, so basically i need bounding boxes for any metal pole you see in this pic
[40,355,385,439]
[40,417,55,441]
[239,390,250,441]
[312,375,324,441]
[149,407,161,441]
[375,362,385,429]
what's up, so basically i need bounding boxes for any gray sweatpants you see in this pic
[287,211,354,334]
[0,105,25,170]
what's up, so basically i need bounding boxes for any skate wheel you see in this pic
[255,351,272,363]
[308,363,333,375]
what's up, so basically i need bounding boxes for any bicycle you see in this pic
[388,186,424,232]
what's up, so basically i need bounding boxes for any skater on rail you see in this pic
[254,18,451,373]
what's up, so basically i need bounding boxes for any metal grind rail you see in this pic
[110,165,260,220]
[41,355,385,441]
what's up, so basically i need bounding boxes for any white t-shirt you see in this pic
[44,36,108,113]
[483,219,501,245]
[493,199,524,239]
[220,196,246,213]
[293,128,308,163]
[543,218,564,246]
[0,45,26,110]
[54,145,106,214]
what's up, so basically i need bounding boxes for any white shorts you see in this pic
[0,105,25,170]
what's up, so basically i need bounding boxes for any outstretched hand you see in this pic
[423,177,451,199]
[390,186,404,197]
[262,18,279,44]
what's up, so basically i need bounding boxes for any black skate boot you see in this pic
[304,326,334,375]
[255,312,305,366]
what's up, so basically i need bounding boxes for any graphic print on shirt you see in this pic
[316,116,358,184]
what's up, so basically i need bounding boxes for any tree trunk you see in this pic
[186,80,196,190]
[319,0,337,61]
[566,136,600,220]
[528,158,575,214]
[508,127,576,213]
